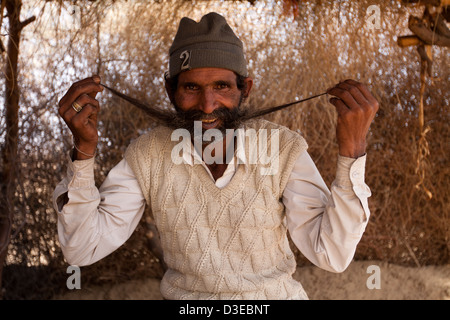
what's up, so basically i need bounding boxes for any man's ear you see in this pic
[165,76,176,105]
[242,77,253,99]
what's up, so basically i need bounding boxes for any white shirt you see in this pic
[54,130,371,273]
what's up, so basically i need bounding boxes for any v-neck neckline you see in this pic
[190,161,254,201]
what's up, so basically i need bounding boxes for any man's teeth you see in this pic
[202,119,217,123]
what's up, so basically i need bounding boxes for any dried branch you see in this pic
[434,13,450,37]
[408,15,450,46]
[400,0,450,6]
[443,5,450,21]
[417,44,433,76]
[19,16,36,30]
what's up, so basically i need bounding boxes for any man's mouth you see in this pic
[201,118,217,124]
[200,118,220,129]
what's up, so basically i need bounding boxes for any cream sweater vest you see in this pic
[125,119,309,299]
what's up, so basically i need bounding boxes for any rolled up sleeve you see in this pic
[53,154,146,266]
[283,152,371,273]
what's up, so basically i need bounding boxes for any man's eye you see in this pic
[216,83,229,90]
[184,84,198,91]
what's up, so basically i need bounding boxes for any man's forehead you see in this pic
[178,68,237,83]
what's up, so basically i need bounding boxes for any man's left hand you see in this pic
[327,79,379,158]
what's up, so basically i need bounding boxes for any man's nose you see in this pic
[199,88,217,114]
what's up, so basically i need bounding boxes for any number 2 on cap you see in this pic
[180,50,191,70]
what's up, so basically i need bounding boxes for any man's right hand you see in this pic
[58,75,104,160]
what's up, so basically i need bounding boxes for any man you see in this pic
[54,12,378,300]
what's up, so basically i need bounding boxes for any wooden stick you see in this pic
[397,35,422,47]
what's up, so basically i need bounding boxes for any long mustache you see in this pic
[100,84,326,128]
[173,106,248,132]
[100,84,178,125]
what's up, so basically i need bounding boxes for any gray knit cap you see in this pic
[168,12,248,78]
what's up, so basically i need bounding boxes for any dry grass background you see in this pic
[1,0,448,299]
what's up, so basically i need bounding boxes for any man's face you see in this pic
[171,68,252,133]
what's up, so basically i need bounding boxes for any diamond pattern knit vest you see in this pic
[125,119,309,299]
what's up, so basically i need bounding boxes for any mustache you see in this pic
[100,84,327,128]
[172,106,249,131]
[100,84,178,125]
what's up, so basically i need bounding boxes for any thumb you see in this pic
[88,75,102,99]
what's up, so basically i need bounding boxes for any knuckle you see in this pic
[365,101,379,113]
[91,98,100,108]
[69,85,81,98]
[85,104,99,115]
[355,82,365,90]
[63,108,72,119]
[373,100,380,110]
[332,85,342,92]
[341,90,352,100]
[354,107,364,116]
[73,83,91,96]
[72,117,83,128]
[77,93,89,104]
[69,82,82,94]
[337,83,348,90]
[76,83,89,93]
[78,94,100,107]
[85,104,95,112]
[349,86,360,95]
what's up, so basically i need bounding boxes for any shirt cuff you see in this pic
[334,154,367,188]
[66,151,96,189]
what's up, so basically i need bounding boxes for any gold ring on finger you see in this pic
[72,101,83,113]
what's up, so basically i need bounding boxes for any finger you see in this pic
[61,94,100,125]
[88,75,101,99]
[336,81,369,106]
[327,87,359,110]
[72,75,101,88]
[329,97,350,116]
[76,93,100,112]
[77,103,98,120]
[342,79,378,106]
[66,82,103,105]
[60,76,99,104]
[62,102,80,125]
[88,91,99,99]
[59,78,103,108]
[59,94,99,121]
[71,104,98,130]
[59,83,103,116]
